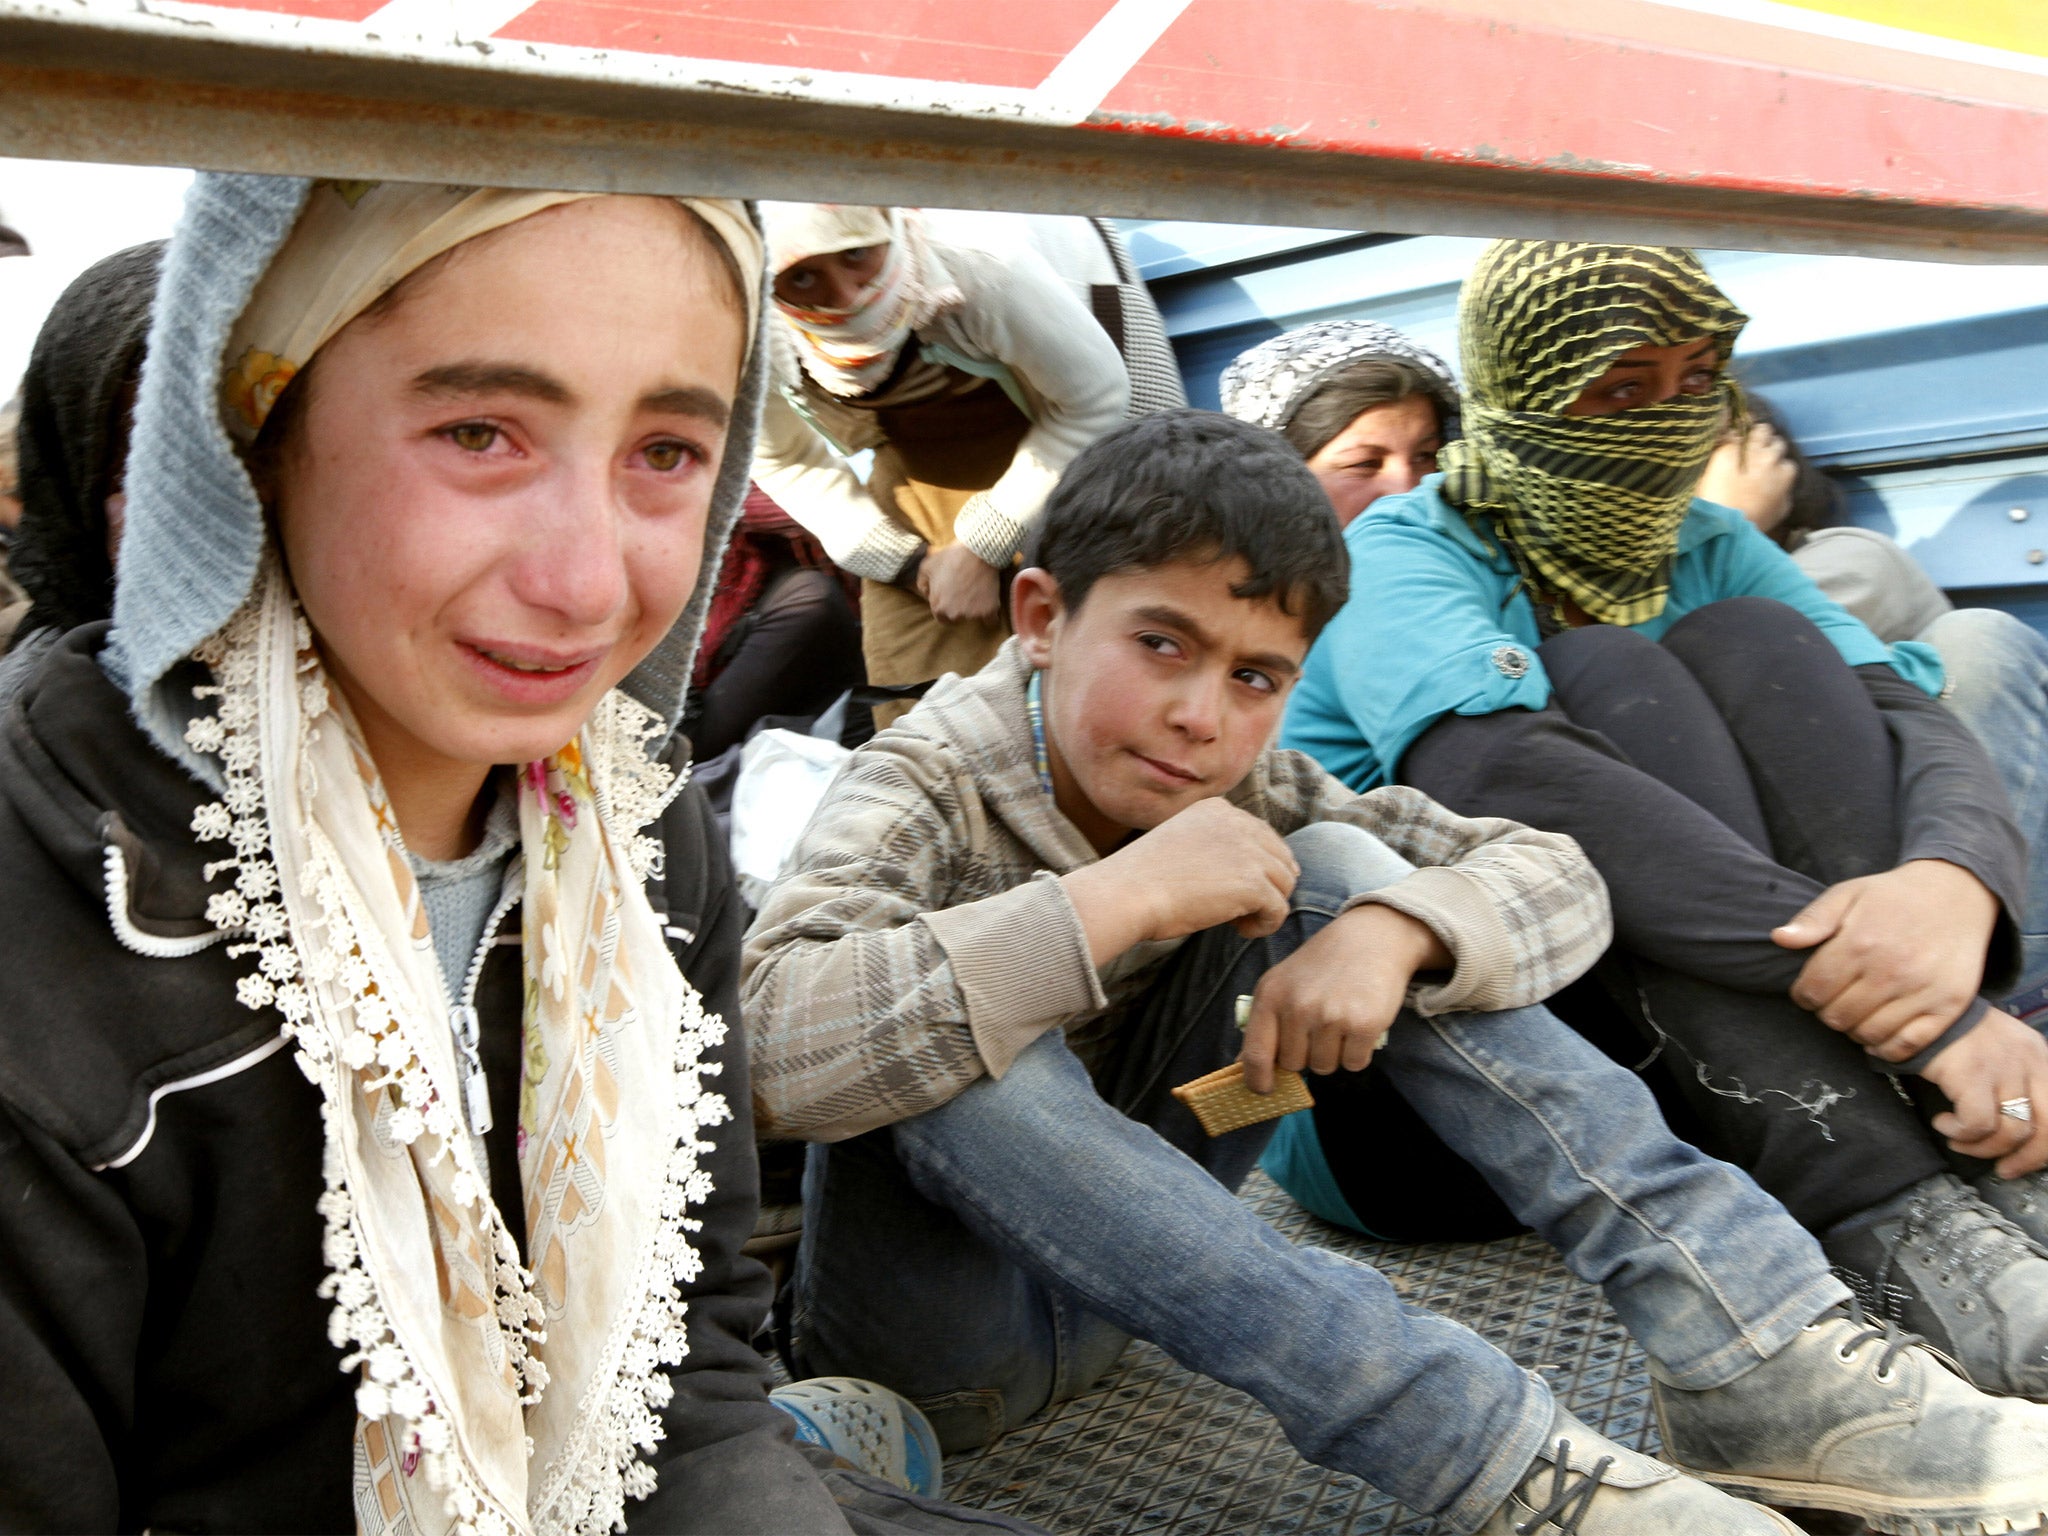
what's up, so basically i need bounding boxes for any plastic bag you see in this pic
[729,727,852,904]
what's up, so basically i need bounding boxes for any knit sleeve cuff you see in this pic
[922,872,1106,1079]
[954,492,1029,571]
[1342,866,1516,1016]
[840,519,929,584]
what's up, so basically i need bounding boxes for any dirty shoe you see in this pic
[1656,1304,2048,1535]
[1473,1407,1798,1534]
[1823,1171,2048,1399]
[1977,1164,2048,1251]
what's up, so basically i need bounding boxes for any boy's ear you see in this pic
[1010,567,1065,669]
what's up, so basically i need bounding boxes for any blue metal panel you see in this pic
[1840,453,2048,594]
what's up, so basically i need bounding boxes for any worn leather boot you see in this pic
[1656,1304,2048,1535]
[1976,1164,2048,1252]
[1823,1172,2048,1399]
[1472,1408,1799,1534]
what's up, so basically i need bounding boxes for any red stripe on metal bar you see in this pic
[1095,0,2048,210]
[498,0,1115,88]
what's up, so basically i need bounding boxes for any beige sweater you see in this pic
[750,212,1170,582]
[741,642,1614,1142]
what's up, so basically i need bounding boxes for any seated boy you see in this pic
[742,411,2048,1535]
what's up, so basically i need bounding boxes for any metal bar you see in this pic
[5,0,2048,259]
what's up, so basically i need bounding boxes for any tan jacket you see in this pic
[741,641,1613,1141]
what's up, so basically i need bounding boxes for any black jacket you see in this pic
[0,627,852,1534]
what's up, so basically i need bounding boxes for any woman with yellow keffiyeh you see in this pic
[1284,240,2048,1405]
[0,175,1044,1536]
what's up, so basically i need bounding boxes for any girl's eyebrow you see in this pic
[410,362,570,403]
[641,385,731,429]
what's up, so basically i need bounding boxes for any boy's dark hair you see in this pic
[1023,409,1351,639]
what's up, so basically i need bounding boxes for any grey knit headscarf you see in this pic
[107,174,769,765]
[1218,320,1456,436]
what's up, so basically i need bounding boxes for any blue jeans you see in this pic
[1925,607,2048,1010]
[794,823,1847,1532]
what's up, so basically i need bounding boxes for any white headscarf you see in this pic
[758,202,960,398]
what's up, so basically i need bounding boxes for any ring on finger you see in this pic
[2001,1096,2034,1124]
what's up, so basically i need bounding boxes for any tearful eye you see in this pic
[447,422,499,453]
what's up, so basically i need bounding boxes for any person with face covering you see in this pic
[0,174,1045,1536]
[1,240,164,669]
[1284,239,2048,1408]
[751,205,1184,725]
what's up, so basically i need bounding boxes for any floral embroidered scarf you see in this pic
[190,565,727,1536]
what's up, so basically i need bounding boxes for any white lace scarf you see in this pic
[184,567,729,1536]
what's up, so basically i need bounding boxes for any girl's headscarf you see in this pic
[1438,241,1748,626]
[9,240,164,644]
[758,201,960,398]
[110,176,767,1536]
[1217,319,1456,437]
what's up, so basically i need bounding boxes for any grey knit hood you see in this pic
[107,173,768,767]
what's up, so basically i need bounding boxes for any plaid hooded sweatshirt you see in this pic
[741,640,1613,1142]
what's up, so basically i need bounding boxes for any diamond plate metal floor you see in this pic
[937,1170,1858,1536]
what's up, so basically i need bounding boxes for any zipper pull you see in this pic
[448,1004,493,1136]
[465,1068,494,1138]
[450,1003,481,1051]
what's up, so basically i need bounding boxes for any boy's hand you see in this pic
[1774,859,1998,1059]
[1919,1009,2048,1178]
[1239,905,1451,1093]
[1060,799,1298,968]
[918,542,1003,622]
[1698,423,1797,533]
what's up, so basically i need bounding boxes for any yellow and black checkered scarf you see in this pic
[1439,241,1748,626]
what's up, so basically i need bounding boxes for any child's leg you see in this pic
[1274,823,1849,1389]
[1528,616,1945,1232]
[794,1122,1131,1452]
[1649,596,1898,885]
[796,1021,1557,1529]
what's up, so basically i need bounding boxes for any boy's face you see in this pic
[1014,558,1310,850]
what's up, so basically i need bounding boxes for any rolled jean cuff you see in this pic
[1440,1370,1564,1535]
[1642,1267,1853,1393]
[1878,994,1989,1076]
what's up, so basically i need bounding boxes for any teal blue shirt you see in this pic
[1282,476,1946,790]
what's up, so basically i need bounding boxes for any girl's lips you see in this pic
[1131,750,1200,787]
[458,641,607,705]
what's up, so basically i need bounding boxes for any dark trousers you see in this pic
[1402,596,1946,1233]
[690,567,863,762]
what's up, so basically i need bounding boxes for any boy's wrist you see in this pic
[1335,901,1452,974]
[1058,863,1153,968]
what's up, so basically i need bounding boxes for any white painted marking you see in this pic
[359,0,536,45]
[1032,0,1195,119]
[95,1034,291,1171]
[1633,0,2048,83]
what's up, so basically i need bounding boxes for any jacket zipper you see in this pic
[450,879,521,1138]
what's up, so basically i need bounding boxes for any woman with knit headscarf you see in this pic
[0,175,1042,1536]
[751,205,1184,725]
[1283,241,2048,1407]
[1219,318,1459,530]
